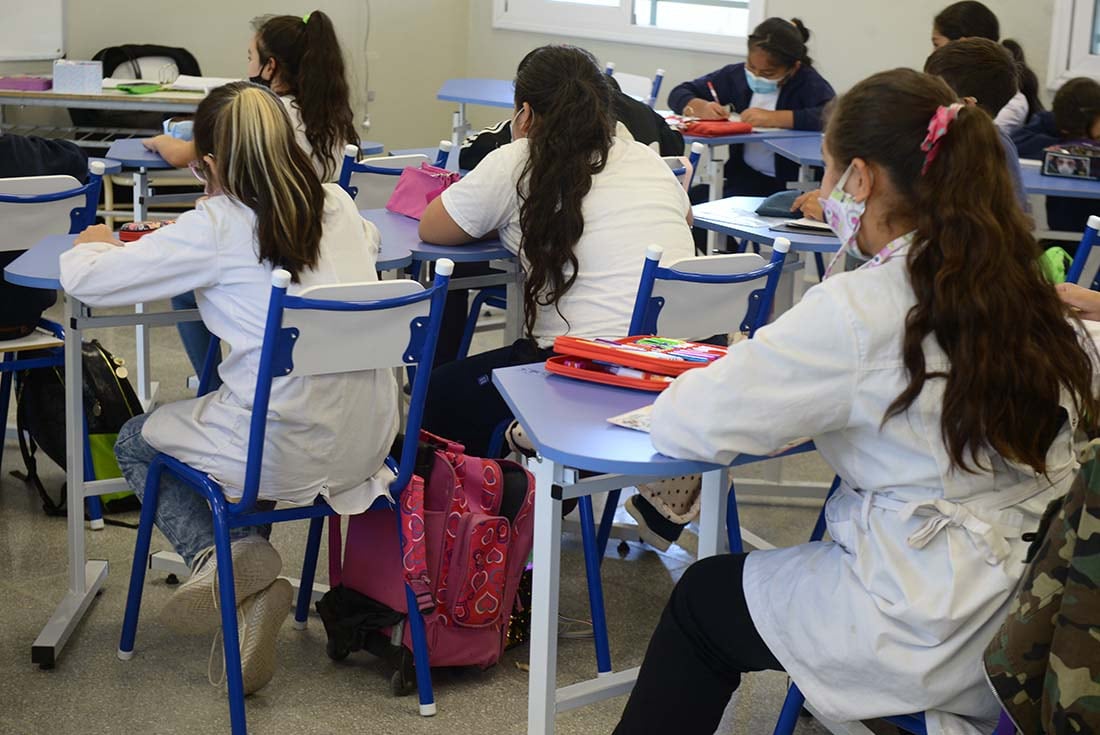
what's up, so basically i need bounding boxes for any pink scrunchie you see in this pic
[920,103,965,175]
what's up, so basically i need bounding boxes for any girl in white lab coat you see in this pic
[614,69,1100,735]
[60,82,396,695]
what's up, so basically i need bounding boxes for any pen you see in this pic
[706,81,721,105]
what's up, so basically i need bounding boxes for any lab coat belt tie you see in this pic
[897,498,1013,565]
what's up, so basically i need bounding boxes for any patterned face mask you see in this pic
[819,163,868,277]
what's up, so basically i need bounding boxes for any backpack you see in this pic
[315,430,536,694]
[68,45,202,131]
[14,339,142,521]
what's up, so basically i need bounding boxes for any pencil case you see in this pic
[119,220,176,242]
[679,120,753,137]
[545,335,727,392]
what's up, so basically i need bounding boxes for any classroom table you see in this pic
[763,133,824,183]
[436,78,514,150]
[1020,164,1100,198]
[360,140,385,156]
[491,363,813,735]
[5,224,414,669]
[682,129,819,252]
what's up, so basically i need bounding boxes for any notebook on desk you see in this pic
[769,218,832,234]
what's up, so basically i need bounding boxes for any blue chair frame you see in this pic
[1064,214,1100,289]
[1,162,105,522]
[118,261,454,734]
[579,240,791,676]
[337,142,452,200]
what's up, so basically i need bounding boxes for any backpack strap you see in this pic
[14,390,65,516]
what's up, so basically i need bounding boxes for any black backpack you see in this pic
[68,44,202,131]
[14,340,142,522]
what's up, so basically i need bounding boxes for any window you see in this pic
[493,0,763,56]
[1048,0,1100,88]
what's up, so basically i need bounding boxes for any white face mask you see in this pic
[510,105,528,142]
[819,163,869,277]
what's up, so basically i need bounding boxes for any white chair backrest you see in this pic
[348,154,430,209]
[614,71,655,102]
[0,175,85,253]
[650,253,769,339]
[661,155,693,191]
[281,279,430,377]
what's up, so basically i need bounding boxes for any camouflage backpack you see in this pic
[984,450,1100,734]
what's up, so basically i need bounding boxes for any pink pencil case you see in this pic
[0,76,53,91]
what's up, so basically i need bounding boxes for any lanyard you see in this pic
[860,231,915,271]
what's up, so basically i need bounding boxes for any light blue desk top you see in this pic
[5,230,412,291]
[1020,164,1100,199]
[764,133,824,167]
[89,157,123,175]
[437,78,515,109]
[361,140,384,156]
[692,196,839,253]
[361,208,512,263]
[683,129,819,147]
[493,363,812,475]
[104,139,174,169]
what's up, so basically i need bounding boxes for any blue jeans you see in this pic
[171,290,222,391]
[114,413,271,568]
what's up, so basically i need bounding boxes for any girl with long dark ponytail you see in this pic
[418,45,695,455]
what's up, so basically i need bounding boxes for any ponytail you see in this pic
[253,10,358,180]
[1001,39,1044,119]
[513,45,613,339]
[827,69,1098,473]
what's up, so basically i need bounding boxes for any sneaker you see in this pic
[625,495,686,552]
[160,536,282,635]
[207,578,293,696]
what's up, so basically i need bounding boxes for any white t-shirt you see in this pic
[280,95,347,183]
[440,131,695,348]
[994,90,1030,136]
[743,90,780,177]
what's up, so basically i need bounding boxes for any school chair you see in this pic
[0,160,106,526]
[1064,214,1100,288]
[663,142,706,191]
[604,62,666,108]
[577,239,792,677]
[337,141,452,210]
[117,260,455,735]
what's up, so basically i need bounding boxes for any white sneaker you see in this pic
[160,536,282,635]
[206,578,293,696]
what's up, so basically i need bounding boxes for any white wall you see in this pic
[1,0,470,149]
[464,0,1057,125]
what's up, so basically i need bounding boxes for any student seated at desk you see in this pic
[614,68,1099,735]
[930,1,1043,136]
[667,17,835,197]
[417,45,694,457]
[1014,78,1100,238]
[0,134,87,339]
[144,10,360,390]
[59,83,396,695]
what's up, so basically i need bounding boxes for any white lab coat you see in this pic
[650,241,1084,735]
[60,184,398,514]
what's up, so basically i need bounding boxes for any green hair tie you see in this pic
[302,12,310,23]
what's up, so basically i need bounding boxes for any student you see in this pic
[0,134,87,339]
[417,45,695,457]
[931,1,1043,135]
[145,10,360,389]
[1013,77,1100,235]
[924,38,1029,211]
[614,68,1098,735]
[667,18,835,197]
[59,83,396,695]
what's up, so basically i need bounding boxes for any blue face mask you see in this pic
[744,67,781,95]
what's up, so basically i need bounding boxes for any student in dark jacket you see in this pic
[0,134,87,339]
[1012,77,1100,235]
[667,17,835,197]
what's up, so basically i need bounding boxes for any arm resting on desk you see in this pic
[420,144,519,246]
[651,285,857,465]
[419,197,476,245]
[142,136,198,168]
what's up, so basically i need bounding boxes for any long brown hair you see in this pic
[513,45,614,338]
[826,69,1098,473]
[193,82,325,282]
[253,10,358,180]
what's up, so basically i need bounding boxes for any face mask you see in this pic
[249,73,270,88]
[819,163,869,274]
[744,67,781,95]
[510,105,527,142]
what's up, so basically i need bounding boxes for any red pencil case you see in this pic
[119,220,176,241]
[680,120,753,137]
[545,336,727,392]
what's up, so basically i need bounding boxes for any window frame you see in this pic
[1047,0,1100,89]
[491,0,766,56]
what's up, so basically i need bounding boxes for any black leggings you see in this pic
[614,553,783,734]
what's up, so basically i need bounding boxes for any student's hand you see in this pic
[685,99,728,120]
[74,224,123,247]
[740,108,794,128]
[1057,282,1100,321]
[141,135,171,153]
[792,188,824,221]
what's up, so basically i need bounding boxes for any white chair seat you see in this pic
[1,329,64,353]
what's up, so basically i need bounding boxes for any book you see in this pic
[607,405,653,433]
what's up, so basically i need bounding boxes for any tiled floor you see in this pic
[2,302,836,734]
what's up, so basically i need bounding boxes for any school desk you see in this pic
[1020,165,1100,199]
[763,133,824,183]
[436,78,514,149]
[491,363,813,735]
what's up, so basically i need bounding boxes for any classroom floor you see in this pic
[1,300,838,735]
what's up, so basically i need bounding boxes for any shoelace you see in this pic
[207,605,249,688]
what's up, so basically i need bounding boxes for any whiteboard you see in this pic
[0,0,64,61]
